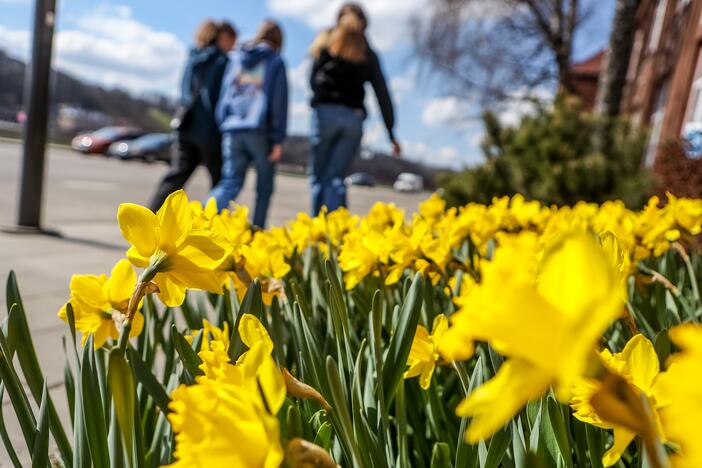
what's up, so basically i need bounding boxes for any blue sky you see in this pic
[0,0,615,168]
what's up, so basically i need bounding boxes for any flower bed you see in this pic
[2,190,701,467]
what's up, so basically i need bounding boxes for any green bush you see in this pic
[440,95,651,208]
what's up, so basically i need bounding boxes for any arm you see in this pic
[214,59,233,128]
[269,58,289,146]
[368,50,397,143]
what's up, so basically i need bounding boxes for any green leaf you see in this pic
[326,355,364,467]
[30,381,50,468]
[127,347,170,415]
[171,325,204,382]
[0,385,22,468]
[584,423,604,468]
[431,442,452,468]
[313,422,333,452]
[546,397,573,468]
[286,404,303,440]
[382,272,423,405]
[81,336,110,467]
[5,272,73,464]
[230,278,262,360]
[484,425,511,468]
[0,326,36,452]
[108,348,136,464]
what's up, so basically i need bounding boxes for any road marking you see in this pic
[62,179,118,191]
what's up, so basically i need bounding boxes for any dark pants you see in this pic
[148,135,222,212]
[309,104,364,215]
[209,131,275,228]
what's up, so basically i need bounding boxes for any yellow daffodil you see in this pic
[570,334,667,466]
[656,324,702,468]
[452,232,623,442]
[166,367,284,468]
[58,259,143,348]
[117,190,232,307]
[237,314,286,413]
[405,314,449,389]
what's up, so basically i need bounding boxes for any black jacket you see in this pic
[310,47,395,141]
[179,45,228,145]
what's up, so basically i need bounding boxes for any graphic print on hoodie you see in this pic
[216,43,289,144]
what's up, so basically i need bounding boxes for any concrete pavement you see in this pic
[0,140,428,463]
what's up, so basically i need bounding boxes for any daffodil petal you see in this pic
[106,259,137,306]
[457,359,549,443]
[238,314,273,355]
[70,274,109,310]
[118,203,158,257]
[158,190,192,250]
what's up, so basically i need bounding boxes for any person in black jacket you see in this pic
[148,20,237,211]
[308,2,401,215]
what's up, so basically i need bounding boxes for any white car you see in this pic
[393,173,424,192]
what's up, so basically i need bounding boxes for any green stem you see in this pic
[673,243,701,309]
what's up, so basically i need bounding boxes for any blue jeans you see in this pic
[209,131,275,227]
[309,104,364,215]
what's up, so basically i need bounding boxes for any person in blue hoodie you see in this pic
[148,20,237,211]
[209,20,288,228]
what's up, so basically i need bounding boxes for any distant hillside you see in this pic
[0,49,451,186]
[0,49,174,134]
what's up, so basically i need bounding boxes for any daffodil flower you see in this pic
[451,233,623,442]
[570,334,667,467]
[58,259,143,348]
[404,314,449,389]
[166,369,284,468]
[656,325,702,468]
[117,190,232,307]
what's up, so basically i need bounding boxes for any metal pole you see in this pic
[16,0,57,229]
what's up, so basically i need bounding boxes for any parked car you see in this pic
[393,172,424,192]
[71,127,145,154]
[108,133,173,163]
[345,172,376,187]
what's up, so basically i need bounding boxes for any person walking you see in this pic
[308,3,401,215]
[148,20,237,211]
[209,20,288,228]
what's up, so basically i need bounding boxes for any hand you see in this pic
[268,144,283,162]
[391,139,401,158]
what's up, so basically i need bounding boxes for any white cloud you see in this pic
[289,100,311,135]
[401,141,466,169]
[496,86,553,127]
[421,96,470,128]
[0,5,186,97]
[267,0,426,52]
[390,68,416,103]
[0,25,30,57]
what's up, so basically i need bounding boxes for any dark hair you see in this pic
[255,20,283,52]
[338,2,367,30]
[217,21,237,40]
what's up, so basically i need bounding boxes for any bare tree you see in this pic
[594,0,639,116]
[412,0,593,105]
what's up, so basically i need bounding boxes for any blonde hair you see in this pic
[310,5,368,62]
[254,20,283,52]
[194,19,219,48]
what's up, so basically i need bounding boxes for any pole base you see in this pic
[0,225,61,237]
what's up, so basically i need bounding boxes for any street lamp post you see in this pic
[16,0,57,230]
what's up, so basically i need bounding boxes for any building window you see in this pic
[645,80,670,166]
[648,0,668,52]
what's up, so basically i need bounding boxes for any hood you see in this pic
[188,45,220,66]
[239,43,276,68]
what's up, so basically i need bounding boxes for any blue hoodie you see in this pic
[216,43,288,144]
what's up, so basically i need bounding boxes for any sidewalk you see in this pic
[0,141,428,463]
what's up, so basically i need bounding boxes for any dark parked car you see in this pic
[108,133,173,163]
[345,172,376,187]
[71,127,145,154]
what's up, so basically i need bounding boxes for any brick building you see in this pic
[620,0,702,166]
